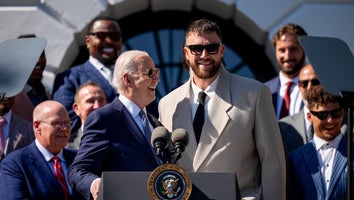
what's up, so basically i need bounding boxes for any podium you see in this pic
[98,171,241,200]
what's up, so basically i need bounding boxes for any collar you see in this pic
[35,139,65,162]
[191,69,221,103]
[1,110,12,125]
[314,132,343,151]
[279,71,299,86]
[118,95,146,119]
[89,56,114,71]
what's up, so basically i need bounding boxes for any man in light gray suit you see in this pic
[279,64,320,153]
[159,19,286,200]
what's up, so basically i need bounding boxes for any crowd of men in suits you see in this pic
[0,16,352,200]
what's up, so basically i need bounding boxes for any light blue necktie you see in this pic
[139,110,161,164]
[139,110,152,145]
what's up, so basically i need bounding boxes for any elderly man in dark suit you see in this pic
[0,100,84,200]
[68,50,162,200]
[287,86,352,200]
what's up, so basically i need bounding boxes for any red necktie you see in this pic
[0,117,7,154]
[279,81,293,119]
[52,156,70,200]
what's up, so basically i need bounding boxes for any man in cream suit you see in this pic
[159,19,286,200]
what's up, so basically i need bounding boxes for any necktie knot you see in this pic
[0,117,6,127]
[0,117,7,153]
[198,92,207,106]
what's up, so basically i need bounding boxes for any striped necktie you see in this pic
[52,156,70,200]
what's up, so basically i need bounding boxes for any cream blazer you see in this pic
[159,68,286,200]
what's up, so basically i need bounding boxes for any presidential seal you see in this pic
[147,163,192,200]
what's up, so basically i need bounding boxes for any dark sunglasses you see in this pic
[185,43,221,55]
[139,68,160,78]
[88,31,121,41]
[298,79,320,88]
[310,108,342,120]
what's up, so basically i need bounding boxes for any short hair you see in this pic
[17,34,37,39]
[305,85,342,110]
[272,23,307,47]
[86,16,120,34]
[74,80,104,103]
[185,18,222,41]
[112,50,150,94]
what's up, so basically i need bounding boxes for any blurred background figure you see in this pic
[265,23,307,119]
[66,81,107,150]
[0,96,34,162]
[17,34,50,107]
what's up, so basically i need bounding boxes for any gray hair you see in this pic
[112,50,150,94]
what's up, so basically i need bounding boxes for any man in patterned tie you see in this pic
[0,100,84,200]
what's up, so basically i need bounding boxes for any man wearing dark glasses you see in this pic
[287,85,352,200]
[279,64,347,153]
[52,16,158,134]
[159,18,285,200]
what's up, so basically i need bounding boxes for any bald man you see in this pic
[0,100,84,200]
[278,64,321,153]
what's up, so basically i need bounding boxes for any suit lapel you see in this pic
[85,62,117,101]
[302,143,326,199]
[194,68,232,170]
[114,99,158,163]
[28,143,64,197]
[172,82,197,164]
[326,136,347,199]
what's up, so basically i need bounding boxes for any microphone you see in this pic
[171,128,189,163]
[151,126,171,159]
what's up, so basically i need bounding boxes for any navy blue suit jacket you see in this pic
[52,61,117,132]
[0,142,83,200]
[52,60,159,133]
[287,136,353,200]
[68,98,162,199]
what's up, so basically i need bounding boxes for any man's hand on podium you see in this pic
[90,178,102,200]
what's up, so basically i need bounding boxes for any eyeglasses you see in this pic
[39,120,72,129]
[185,43,221,55]
[88,31,121,41]
[138,68,160,78]
[298,79,320,88]
[309,108,342,120]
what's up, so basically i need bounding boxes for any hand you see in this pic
[90,178,102,200]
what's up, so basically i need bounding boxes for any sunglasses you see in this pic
[185,43,221,55]
[309,108,342,120]
[298,79,320,88]
[88,31,121,41]
[139,68,160,78]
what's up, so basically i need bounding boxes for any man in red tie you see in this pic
[265,23,308,119]
[0,100,84,200]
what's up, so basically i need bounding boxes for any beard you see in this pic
[187,58,222,79]
[279,54,305,77]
